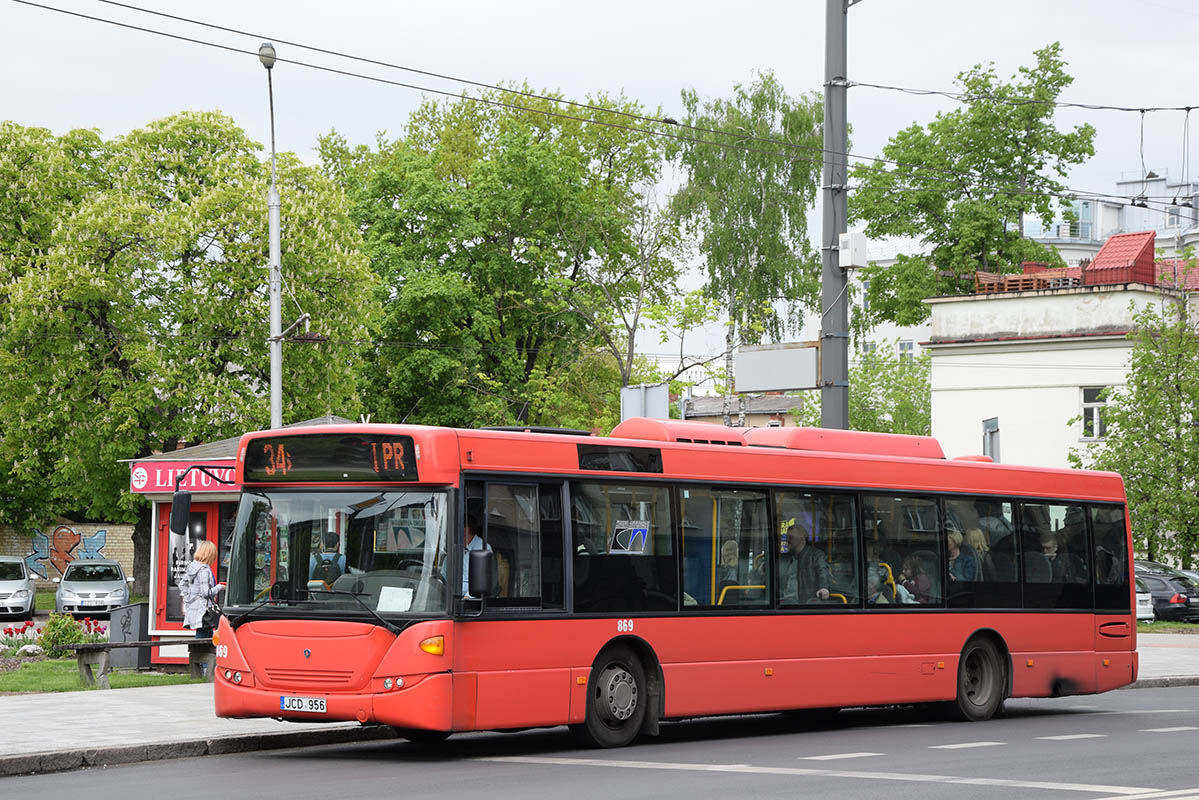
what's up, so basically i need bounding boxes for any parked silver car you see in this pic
[0,556,36,621]
[54,559,132,617]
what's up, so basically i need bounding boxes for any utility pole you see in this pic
[820,0,852,429]
[260,42,283,430]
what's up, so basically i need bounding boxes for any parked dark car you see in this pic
[1136,571,1199,622]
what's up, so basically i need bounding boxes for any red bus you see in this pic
[181,418,1136,747]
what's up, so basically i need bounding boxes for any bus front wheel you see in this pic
[574,644,647,748]
[393,727,451,746]
[953,636,1005,721]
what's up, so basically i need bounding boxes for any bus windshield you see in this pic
[226,489,449,617]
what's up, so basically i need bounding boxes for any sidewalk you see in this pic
[1,632,1196,778]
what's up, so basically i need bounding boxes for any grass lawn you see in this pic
[1138,620,1199,634]
[0,658,206,693]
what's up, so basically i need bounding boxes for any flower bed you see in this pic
[0,614,108,663]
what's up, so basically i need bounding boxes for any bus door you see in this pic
[462,479,569,728]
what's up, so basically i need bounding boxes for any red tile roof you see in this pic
[1155,259,1199,290]
[1088,231,1154,269]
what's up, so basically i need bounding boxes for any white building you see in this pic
[924,230,1192,468]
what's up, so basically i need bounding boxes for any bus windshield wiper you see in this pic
[227,590,296,629]
[306,588,404,635]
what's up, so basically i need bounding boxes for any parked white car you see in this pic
[0,556,36,621]
[1136,577,1156,622]
[54,559,133,617]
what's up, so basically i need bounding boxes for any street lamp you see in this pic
[260,42,283,429]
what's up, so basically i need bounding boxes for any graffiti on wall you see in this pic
[24,526,107,579]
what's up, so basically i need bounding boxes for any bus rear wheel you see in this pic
[953,637,1005,721]
[574,644,647,748]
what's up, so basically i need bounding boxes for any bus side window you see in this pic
[1091,505,1130,612]
[680,487,769,608]
[570,481,676,613]
[479,483,564,610]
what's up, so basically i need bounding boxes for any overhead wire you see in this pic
[851,80,1198,115]
[11,0,1193,220]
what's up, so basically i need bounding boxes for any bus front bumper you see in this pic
[214,671,454,731]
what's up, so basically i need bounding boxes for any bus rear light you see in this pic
[419,635,445,656]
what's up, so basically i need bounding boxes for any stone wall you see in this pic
[0,522,136,593]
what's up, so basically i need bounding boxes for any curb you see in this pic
[1124,676,1199,690]
[0,724,400,778]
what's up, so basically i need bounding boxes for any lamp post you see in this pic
[260,42,283,430]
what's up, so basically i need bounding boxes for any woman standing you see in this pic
[182,541,224,640]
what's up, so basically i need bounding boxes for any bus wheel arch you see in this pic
[953,630,1009,722]
[573,636,662,747]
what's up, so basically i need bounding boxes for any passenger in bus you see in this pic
[1042,532,1082,583]
[308,532,345,585]
[965,528,995,581]
[900,555,931,603]
[947,530,980,583]
[718,540,739,584]
[778,521,832,604]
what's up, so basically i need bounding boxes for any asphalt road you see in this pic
[8,687,1199,800]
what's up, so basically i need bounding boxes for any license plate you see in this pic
[280,695,326,713]
[83,600,106,606]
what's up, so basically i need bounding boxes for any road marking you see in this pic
[1091,789,1199,800]
[891,723,931,728]
[928,741,1006,749]
[1139,726,1199,733]
[801,752,883,761]
[1036,734,1107,741]
[478,756,1159,795]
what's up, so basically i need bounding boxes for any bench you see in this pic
[55,638,214,689]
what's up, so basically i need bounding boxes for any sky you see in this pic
[4,0,1199,363]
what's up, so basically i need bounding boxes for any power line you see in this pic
[11,1,1196,226]
[17,0,1187,217]
[852,80,1198,114]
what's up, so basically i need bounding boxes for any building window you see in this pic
[982,417,1000,463]
[861,341,876,355]
[1081,387,1108,440]
[898,340,914,359]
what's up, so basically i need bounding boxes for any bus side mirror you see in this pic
[468,549,495,598]
[169,491,192,535]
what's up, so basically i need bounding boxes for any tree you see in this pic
[795,344,931,435]
[673,71,824,422]
[323,87,681,429]
[0,113,376,589]
[853,43,1096,326]
[1070,294,1199,567]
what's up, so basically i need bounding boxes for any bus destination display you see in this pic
[243,434,419,483]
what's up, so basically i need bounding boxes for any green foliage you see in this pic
[1070,287,1199,567]
[0,113,376,528]
[852,43,1095,325]
[673,71,823,350]
[323,87,676,428]
[39,613,86,651]
[796,344,931,435]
